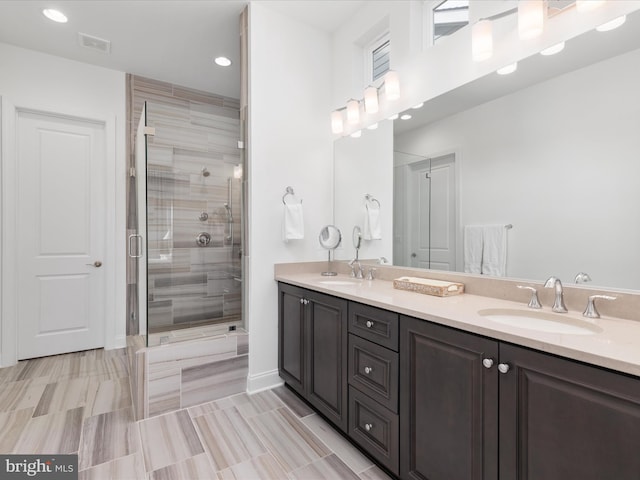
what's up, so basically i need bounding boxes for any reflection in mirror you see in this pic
[433,0,469,44]
[352,226,362,253]
[334,10,640,291]
[319,225,342,276]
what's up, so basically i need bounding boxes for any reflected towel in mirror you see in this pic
[482,225,507,276]
[363,203,382,240]
[463,225,483,274]
[283,203,304,242]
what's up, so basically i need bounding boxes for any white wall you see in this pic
[395,47,640,289]
[0,43,127,365]
[333,121,393,262]
[247,3,334,391]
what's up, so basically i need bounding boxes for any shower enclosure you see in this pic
[132,100,244,346]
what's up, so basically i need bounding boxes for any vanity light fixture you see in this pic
[350,130,362,138]
[472,19,493,61]
[576,0,605,13]
[42,8,68,23]
[400,114,412,120]
[596,15,626,32]
[330,70,401,135]
[214,56,232,67]
[497,62,518,75]
[346,99,360,125]
[364,86,379,114]
[540,41,565,56]
[518,0,545,40]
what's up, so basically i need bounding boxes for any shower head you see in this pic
[201,167,210,177]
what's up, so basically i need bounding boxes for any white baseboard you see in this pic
[246,369,283,394]
[106,335,127,350]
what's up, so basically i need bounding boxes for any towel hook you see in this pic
[364,193,380,207]
[283,186,302,205]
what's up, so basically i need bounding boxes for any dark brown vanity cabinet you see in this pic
[400,315,640,480]
[278,283,348,431]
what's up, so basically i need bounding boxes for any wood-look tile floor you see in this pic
[0,348,393,480]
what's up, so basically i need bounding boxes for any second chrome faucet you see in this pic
[544,276,568,313]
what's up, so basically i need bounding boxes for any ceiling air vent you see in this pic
[78,32,111,54]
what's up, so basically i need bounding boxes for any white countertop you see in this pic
[276,272,640,378]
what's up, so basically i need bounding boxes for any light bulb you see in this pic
[346,100,360,125]
[518,0,545,40]
[472,20,493,62]
[331,110,344,134]
[364,86,379,113]
[384,71,400,101]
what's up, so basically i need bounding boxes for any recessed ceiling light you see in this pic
[350,130,362,138]
[214,56,232,67]
[412,103,424,109]
[596,15,626,32]
[42,9,68,23]
[540,42,565,56]
[400,114,412,120]
[388,113,399,120]
[497,63,518,75]
[367,123,379,130]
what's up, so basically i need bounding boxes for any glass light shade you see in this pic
[384,71,400,101]
[346,100,360,125]
[596,15,626,32]
[42,8,68,23]
[518,0,545,40]
[540,42,565,56]
[576,1,605,13]
[331,110,344,134]
[350,130,362,138]
[497,63,518,75]
[364,86,379,113]
[472,20,493,62]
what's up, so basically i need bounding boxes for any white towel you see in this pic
[282,203,304,242]
[463,225,483,274]
[363,203,382,240]
[481,225,508,277]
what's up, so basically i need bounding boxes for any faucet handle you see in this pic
[366,268,377,281]
[583,294,616,319]
[517,285,542,309]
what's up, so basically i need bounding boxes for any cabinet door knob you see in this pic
[364,423,373,431]
[365,320,374,328]
[300,298,305,304]
[482,358,494,369]
[364,366,373,374]
[304,299,309,305]
[498,363,510,374]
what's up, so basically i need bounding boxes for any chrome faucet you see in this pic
[544,276,567,313]
[349,259,364,279]
[574,272,592,284]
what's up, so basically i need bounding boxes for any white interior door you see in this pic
[407,154,456,270]
[17,109,106,359]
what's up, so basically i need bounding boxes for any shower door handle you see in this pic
[128,234,143,258]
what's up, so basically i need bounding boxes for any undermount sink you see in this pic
[478,308,603,335]
[316,279,362,286]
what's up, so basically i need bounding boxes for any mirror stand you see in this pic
[319,225,342,276]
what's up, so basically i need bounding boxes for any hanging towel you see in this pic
[363,203,382,240]
[482,225,508,277]
[282,203,304,242]
[463,225,483,274]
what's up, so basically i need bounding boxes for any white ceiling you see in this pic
[0,0,365,99]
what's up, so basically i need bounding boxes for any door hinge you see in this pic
[144,126,156,136]
[237,140,245,149]
[129,167,136,177]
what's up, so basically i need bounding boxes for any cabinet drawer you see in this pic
[348,334,398,412]
[349,302,399,351]
[349,386,399,476]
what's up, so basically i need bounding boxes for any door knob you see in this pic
[86,261,102,268]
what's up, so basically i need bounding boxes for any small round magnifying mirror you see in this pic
[319,225,342,276]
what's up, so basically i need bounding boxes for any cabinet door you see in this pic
[400,316,499,480]
[306,290,348,432]
[499,343,640,480]
[278,283,306,395]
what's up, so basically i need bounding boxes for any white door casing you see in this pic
[16,109,106,359]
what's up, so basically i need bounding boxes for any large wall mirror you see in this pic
[334,9,640,292]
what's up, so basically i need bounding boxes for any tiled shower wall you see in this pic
[126,75,242,338]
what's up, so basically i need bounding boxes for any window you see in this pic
[433,0,469,44]
[365,31,391,83]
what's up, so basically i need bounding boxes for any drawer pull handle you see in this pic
[482,358,494,369]
[364,423,373,431]
[366,320,374,328]
[364,366,373,374]
[498,363,510,374]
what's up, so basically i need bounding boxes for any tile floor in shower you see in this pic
[0,345,392,479]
